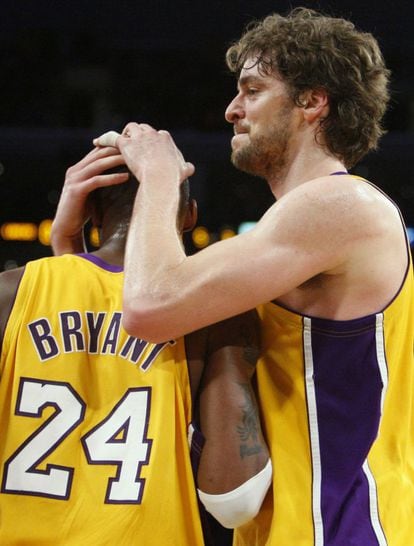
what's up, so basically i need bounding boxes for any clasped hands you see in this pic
[94,122,195,185]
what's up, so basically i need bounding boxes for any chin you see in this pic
[231,153,257,176]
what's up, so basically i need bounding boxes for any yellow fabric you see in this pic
[368,262,414,545]
[234,238,414,544]
[0,254,204,546]
[234,304,314,545]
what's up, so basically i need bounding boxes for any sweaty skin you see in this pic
[113,64,406,342]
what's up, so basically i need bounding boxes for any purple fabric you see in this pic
[307,314,384,545]
[78,253,123,272]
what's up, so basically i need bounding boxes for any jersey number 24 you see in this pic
[1,377,153,504]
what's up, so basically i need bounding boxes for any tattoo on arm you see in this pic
[237,383,264,458]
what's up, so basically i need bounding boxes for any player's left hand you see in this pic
[51,146,128,255]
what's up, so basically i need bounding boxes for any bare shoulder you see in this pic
[272,174,408,316]
[0,267,25,309]
[0,266,25,344]
[261,174,400,246]
[306,174,404,241]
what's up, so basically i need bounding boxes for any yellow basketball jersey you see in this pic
[0,254,204,546]
[234,215,414,544]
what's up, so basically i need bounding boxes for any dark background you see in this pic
[1,0,413,269]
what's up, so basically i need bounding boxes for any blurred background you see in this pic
[1,0,413,269]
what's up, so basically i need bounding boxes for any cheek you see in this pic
[248,105,272,130]
[249,118,270,139]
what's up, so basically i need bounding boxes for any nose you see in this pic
[225,94,244,124]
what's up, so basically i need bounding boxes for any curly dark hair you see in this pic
[226,7,390,168]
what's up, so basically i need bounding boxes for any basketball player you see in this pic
[0,146,271,545]
[106,8,414,546]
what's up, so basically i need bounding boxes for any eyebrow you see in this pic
[237,75,263,90]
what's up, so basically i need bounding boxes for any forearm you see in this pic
[196,366,271,529]
[122,178,187,332]
[194,312,271,528]
[197,367,269,494]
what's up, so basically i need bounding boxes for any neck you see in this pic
[91,235,126,267]
[267,147,346,199]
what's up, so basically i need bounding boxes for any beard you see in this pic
[231,101,294,179]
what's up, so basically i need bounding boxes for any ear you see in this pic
[301,88,329,123]
[183,198,198,232]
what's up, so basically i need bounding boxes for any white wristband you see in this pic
[198,458,272,529]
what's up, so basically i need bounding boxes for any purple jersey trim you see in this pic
[78,253,123,273]
[189,424,205,479]
[189,425,216,546]
[303,313,386,545]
